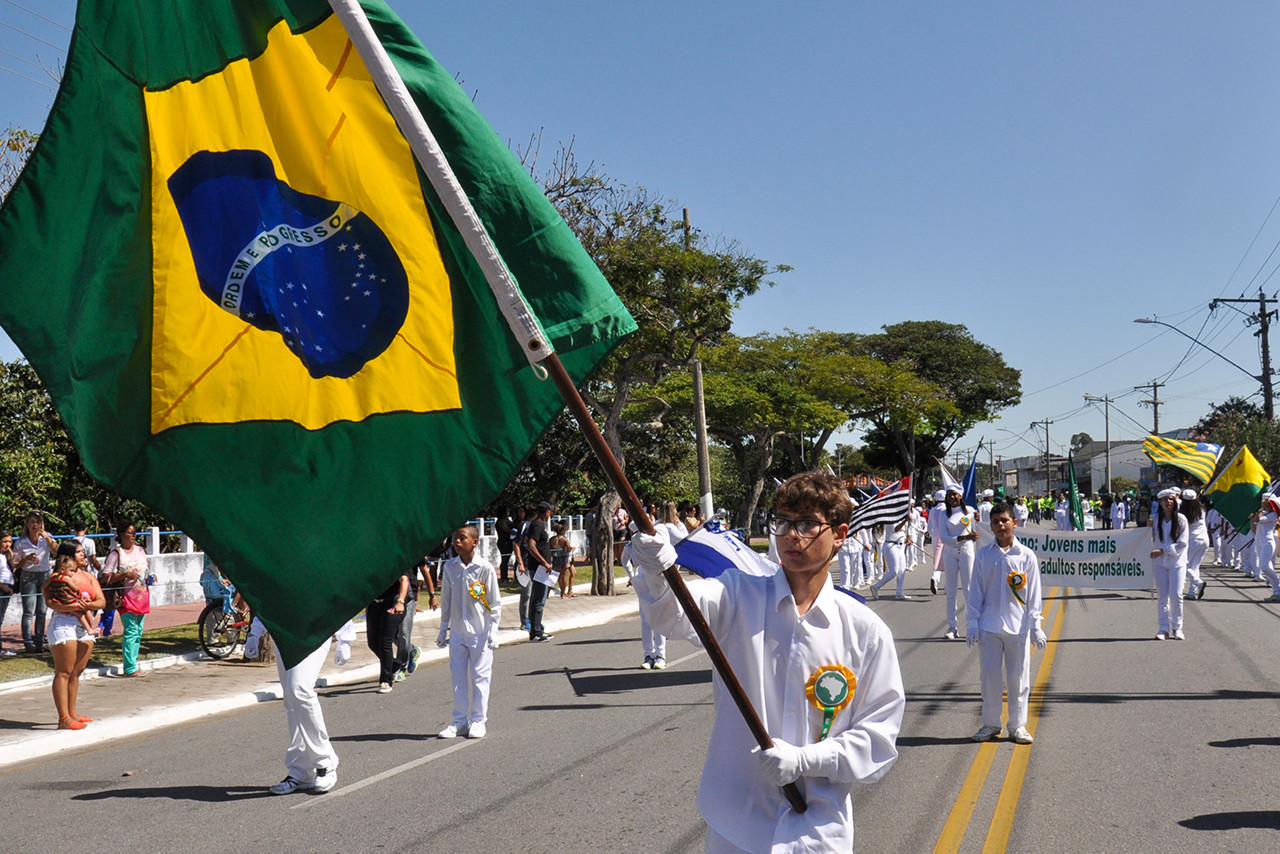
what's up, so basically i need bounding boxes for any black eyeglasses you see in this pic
[768,517,831,538]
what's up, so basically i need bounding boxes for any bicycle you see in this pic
[198,573,253,660]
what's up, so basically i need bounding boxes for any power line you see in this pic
[0,45,45,71]
[0,18,66,51]
[3,1,70,30]
[0,61,54,89]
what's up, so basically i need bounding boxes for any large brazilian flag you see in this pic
[0,0,636,665]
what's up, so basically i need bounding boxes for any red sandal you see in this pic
[57,715,85,731]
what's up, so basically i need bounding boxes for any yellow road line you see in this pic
[981,589,1068,852]
[932,590,1066,854]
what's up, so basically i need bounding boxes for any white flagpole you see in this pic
[327,0,550,365]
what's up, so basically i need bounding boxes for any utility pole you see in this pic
[1210,289,1277,419]
[1135,381,1164,434]
[1030,419,1053,493]
[1084,394,1113,495]
[691,357,713,520]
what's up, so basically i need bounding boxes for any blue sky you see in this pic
[4,1,1280,471]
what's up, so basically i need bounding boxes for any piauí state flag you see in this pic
[1205,446,1270,534]
[0,0,636,665]
[1142,435,1223,484]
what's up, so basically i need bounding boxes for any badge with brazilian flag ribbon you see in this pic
[469,581,492,611]
[805,664,857,739]
[1008,570,1027,605]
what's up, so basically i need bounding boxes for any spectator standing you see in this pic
[436,525,501,739]
[14,511,57,654]
[494,508,516,584]
[395,556,437,682]
[0,533,16,656]
[366,570,410,693]
[44,541,105,729]
[524,502,555,642]
[101,522,151,676]
[552,520,573,598]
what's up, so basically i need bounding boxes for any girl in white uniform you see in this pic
[1253,496,1280,602]
[1150,488,1189,640]
[1181,489,1209,600]
[938,486,979,639]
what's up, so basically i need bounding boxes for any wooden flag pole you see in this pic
[544,353,808,814]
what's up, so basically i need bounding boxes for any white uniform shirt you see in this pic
[1110,501,1127,527]
[438,554,501,647]
[968,537,1043,636]
[1013,502,1029,524]
[939,506,977,548]
[636,568,904,853]
[977,500,993,522]
[1151,514,1190,571]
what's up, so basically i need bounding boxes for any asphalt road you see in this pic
[4,557,1280,853]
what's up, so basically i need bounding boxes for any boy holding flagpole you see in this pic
[630,471,904,853]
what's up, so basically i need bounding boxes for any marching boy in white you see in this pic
[967,502,1046,745]
[436,525,501,739]
[938,485,979,640]
[631,472,905,853]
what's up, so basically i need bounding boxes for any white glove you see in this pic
[752,740,820,787]
[966,627,978,648]
[333,640,351,666]
[436,629,448,648]
[629,529,677,575]
[1032,628,1048,650]
[487,635,500,650]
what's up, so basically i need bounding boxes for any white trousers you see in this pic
[979,630,1031,730]
[944,542,975,632]
[872,542,907,596]
[1256,536,1280,595]
[837,542,860,588]
[1243,542,1259,578]
[1153,565,1186,633]
[861,547,876,582]
[276,637,338,783]
[640,606,666,660]
[1184,535,1209,592]
[450,641,493,726]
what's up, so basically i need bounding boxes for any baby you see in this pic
[45,557,99,636]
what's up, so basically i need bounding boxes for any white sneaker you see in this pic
[313,766,337,793]
[466,722,486,739]
[269,776,312,795]
[1011,727,1034,745]
[438,724,466,739]
[640,656,653,670]
[1173,629,1186,640]
[895,594,912,600]
[377,682,393,694]
[971,725,1002,742]
[652,658,666,670]
[1154,631,1168,641]
[943,629,957,640]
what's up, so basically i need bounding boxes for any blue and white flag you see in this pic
[674,520,779,578]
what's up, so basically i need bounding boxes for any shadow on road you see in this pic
[1179,810,1280,831]
[1208,736,1280,749]
[71,785,276,803]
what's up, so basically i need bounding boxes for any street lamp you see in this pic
[1133,316,1273,419]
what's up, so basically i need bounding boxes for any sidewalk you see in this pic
[0,579,641,769]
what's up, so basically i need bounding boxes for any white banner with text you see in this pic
[976,526,1154,590]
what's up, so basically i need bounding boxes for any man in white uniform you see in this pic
[630,472,905,853]
[937,485,978,639]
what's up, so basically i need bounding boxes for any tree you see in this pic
[1,127,39,202]
[856,321,1022,479]
[1193,397,1280,479]
[0,360,161,533]
[1070,432,1093,453]
[529,148,783,591]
